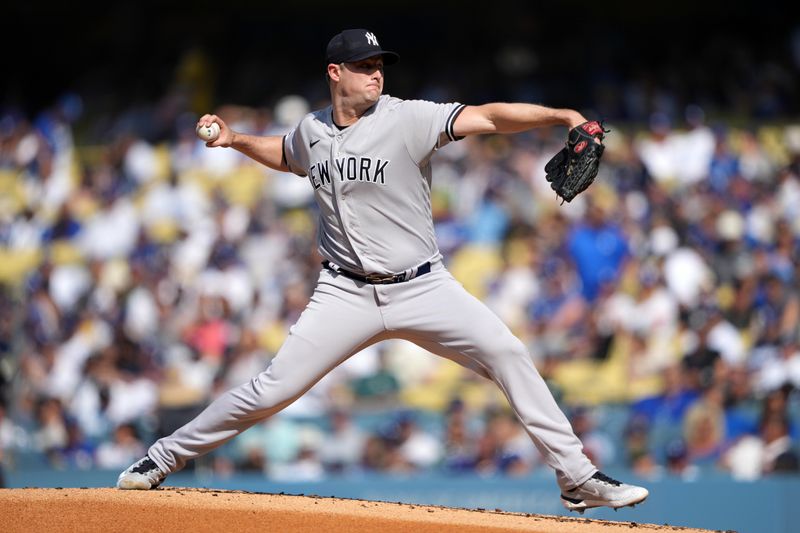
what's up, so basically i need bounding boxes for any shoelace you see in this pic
[132,458,159,474]
[592,472,622,486]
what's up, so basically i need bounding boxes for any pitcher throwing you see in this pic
[118,28,648,513]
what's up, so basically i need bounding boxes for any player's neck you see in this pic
[332,95,377,127]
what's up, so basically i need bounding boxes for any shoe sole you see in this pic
[117,475,161,490]
[117,479,151,490]
[561,490,649,513]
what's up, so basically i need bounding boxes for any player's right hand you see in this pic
[197,114,233,148]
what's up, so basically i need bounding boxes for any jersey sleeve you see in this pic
[399,100,466,165]
[283,125,308,177]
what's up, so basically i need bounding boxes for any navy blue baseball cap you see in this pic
[325,29,399,65]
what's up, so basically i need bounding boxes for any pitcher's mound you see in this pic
[0,487,718,532]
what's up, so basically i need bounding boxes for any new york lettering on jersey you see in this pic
[308,157,390,190]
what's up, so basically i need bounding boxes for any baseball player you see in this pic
[118,28,648,512]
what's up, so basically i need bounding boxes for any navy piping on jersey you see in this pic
[445,104,467,142]
[281,135,288,167]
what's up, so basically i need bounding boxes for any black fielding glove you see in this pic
[545,120,608,203]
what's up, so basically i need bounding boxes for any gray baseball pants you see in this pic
[148,260,596,490]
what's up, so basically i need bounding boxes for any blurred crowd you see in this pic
[0,85,799,487]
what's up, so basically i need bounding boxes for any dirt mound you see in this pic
[0,487,721,532]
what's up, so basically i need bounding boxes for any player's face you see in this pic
[341,56,384,103]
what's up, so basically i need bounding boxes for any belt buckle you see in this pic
[365,272,402,284]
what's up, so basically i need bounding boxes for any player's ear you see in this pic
[327,63,342,83]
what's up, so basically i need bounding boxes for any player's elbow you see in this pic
[452,105,500,137]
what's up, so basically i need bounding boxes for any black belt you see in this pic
[322,260,431,284]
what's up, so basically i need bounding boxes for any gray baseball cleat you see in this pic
[561,471,649,513]
[117,456,167,490]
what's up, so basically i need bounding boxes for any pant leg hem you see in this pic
[563,468,598,492]
[146,446,173,475]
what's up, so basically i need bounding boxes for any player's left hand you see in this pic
[544,120,608,204]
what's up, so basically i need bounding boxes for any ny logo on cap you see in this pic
[365,32,379,46]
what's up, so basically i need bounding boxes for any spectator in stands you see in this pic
[681,307,725,392]
[442,399,478,473]
[33,397,68,462]
[756,335,800,395]
[664,438,699,481]
[754,273,800,348]
[54,418,94,470]
[622,414,656,475]
[318,409,366,474]
[473,409,537,476]
[95,423,146,469]
[722,403,799,480]
[567,199,629,303]
[0,400,26,487]
[569,406,616,470]
[682,383,726,467]
[387,411,443,471]
[632,364,700,430]
[361,433,390,473]
[760,413,799,475]
[350,350,400,407]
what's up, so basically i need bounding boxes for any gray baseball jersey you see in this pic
[282,96,464,275]
[147,95,597,492]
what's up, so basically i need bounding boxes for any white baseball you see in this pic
[196,122,220,142]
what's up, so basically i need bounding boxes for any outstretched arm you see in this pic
[197,114,289,172]
[452,103,587,137]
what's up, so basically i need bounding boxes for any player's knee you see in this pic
[482,333,529,363]
[506,336,530,360]
[246,371,300,411]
